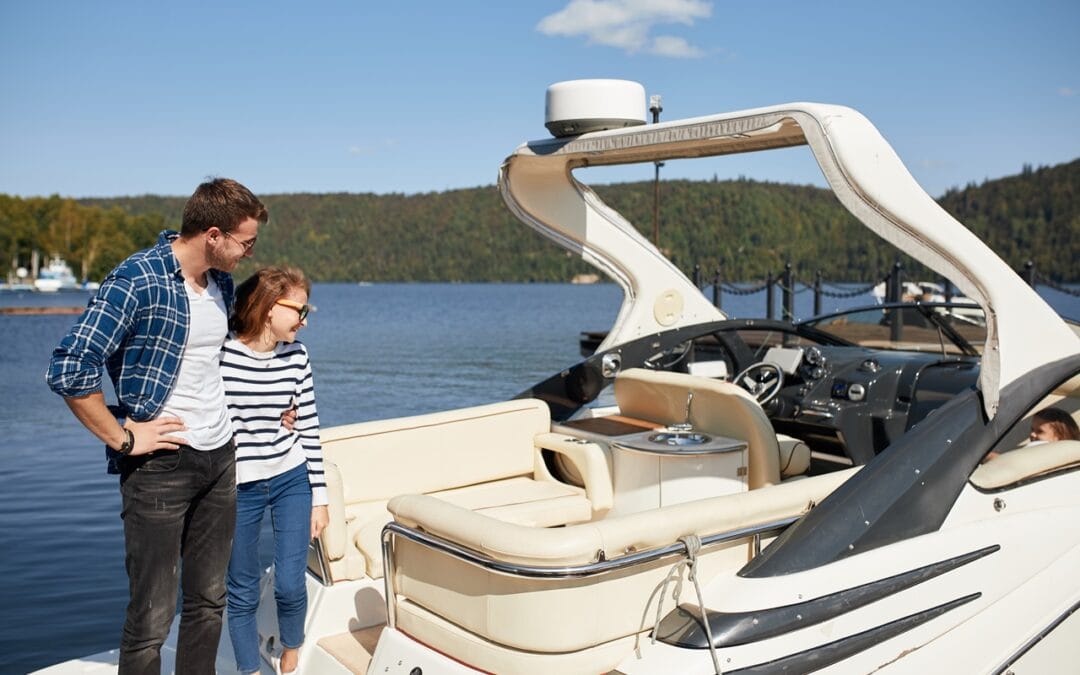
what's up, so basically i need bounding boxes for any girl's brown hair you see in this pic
[230,266,311,341]
[1033,407,1080,442]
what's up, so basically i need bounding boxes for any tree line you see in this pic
[2,159,1076,284]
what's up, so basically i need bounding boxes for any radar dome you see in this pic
[544,79,647,138]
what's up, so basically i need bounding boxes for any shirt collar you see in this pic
[156,230,183,279]
[157,229,233,297]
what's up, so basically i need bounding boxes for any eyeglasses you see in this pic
[222,230,257,253]
[275,299,315,322]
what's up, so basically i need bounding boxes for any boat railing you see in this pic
[378,514,800,630]
[307,537,334,587]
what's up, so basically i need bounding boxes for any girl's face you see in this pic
[1030,418,1060,443]
[267,286,309,344]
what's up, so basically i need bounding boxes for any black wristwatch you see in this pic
[117,428,135,456]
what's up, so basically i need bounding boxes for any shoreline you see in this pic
[0,306,84,315]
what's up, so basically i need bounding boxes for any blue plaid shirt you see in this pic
[48,231,235,468]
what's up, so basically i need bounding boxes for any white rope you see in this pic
[645,534,723,674]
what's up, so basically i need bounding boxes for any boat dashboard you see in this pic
[761,343,978,463]
[521,305,984,465]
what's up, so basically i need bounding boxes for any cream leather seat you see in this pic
[318,398,614,581]
[613,368,809,488]
[384,468,857,674]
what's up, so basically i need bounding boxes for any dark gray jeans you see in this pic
[118,440,236,675]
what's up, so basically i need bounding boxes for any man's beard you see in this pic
[206,241,237,272]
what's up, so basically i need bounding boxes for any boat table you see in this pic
[554,416,749,517]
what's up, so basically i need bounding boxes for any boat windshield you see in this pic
[801,303,986,356]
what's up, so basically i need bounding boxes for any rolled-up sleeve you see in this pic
[47,275,139,398]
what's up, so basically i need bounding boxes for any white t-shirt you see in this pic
[157,275,233,450]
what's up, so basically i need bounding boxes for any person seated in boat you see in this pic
[982,406,1080,462]
[1028,406,1080,444]
[220,266,329,675]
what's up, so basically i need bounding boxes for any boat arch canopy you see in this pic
[498,100,1079,418]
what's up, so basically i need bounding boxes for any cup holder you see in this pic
[648,430,712,446]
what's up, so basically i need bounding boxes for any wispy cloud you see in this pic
[1058,86,1076,97]
[537,0,712,58]
[650,35,704,58]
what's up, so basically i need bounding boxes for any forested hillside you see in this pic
[937,162,1078,277]
[2,159,1076,284]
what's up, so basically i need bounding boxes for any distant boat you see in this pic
[33,256,81,293]
[872,279,983,324]
[872,279,967,304]
[0,282,35,293]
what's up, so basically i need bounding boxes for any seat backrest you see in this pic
[321,398,551,503]
[614,368,782,488]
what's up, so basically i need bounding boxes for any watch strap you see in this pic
[118,428,135,456]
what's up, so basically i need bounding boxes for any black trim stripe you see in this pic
[728,593,980,674]
[657,545,998,649]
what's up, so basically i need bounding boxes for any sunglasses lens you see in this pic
[298,306,309,321]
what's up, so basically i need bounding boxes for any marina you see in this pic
[19,80,1080,674]
[4,285,1077,674]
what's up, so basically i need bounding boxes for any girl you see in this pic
[983,406,1079,463]
[221,266,328,675]
[1029,406,1080,443]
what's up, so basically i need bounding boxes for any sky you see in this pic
[1,0,1077,200]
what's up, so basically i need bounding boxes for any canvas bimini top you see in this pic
[498,83,1079,418]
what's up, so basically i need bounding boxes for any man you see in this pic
[47,178,267,674]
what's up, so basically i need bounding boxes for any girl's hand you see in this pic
[311,505,329,539]
[281,406,297,432]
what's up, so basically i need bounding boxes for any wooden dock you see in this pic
[0,306,84,315]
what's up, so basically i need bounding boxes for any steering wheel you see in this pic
[733,362,784,404]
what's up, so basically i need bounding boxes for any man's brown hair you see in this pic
[181,177,268,237]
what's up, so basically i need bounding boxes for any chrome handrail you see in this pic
[381,514,800,629]
[307,537,334,587]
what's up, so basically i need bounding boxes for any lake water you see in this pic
[1,282,1077,673]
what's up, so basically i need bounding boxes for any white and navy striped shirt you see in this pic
[220,338,327,506]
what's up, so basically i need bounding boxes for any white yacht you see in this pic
[38,80,1080,674]
[33,256,81,293]
[872,279,983,325]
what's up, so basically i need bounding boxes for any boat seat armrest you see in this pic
[388,494,605,566]
[971,440,1080,489]
[322,461,349,560]
[776,434,811,478]
[387,469,860,568]
[533,432,613,518]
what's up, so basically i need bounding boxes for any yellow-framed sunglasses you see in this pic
[275,299,315,322]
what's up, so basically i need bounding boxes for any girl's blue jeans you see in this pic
[227,462,312,673]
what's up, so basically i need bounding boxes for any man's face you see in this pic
[207,217,259,271]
